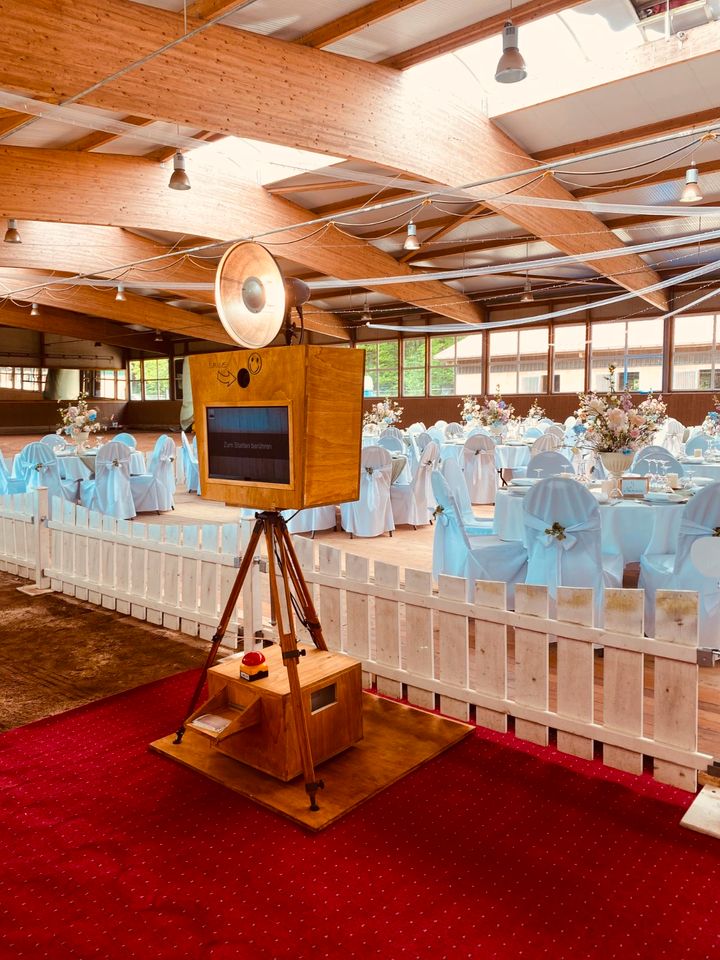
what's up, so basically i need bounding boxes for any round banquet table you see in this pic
[439,440,466,463]
[678,459,720,483]
[56,448,147,480]
[493,488,686,564]
[494,443,531,471]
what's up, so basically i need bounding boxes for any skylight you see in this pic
[194,135,344,187]
[405,0,644,117]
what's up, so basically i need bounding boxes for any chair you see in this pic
[340,446,394,538]
[378,435,404,456]
[0,449,23,495]
[545,424,565,441]
[632,445,684,476]
[181,431,200,493]
[380,425,403,440]
[462,433,498,505]
[523,427,543,440]
[525,450,574,478]
[430,471,527,601]
[40,433,63,450]
[530,433,561,456]
[444,422,464,439]
[441,458,492,535]
[114,432,137,449]
[427,426,444,445]
[407,422,426,435]
[522,477,623,623]
[80,441,136,519]
[389,440,437,528]
[415,431,433,453]
[685,434,710,457]
[145,434,177,511]
[14,442,78,504]
[655,417,685,457]
[639,481,720,646]
[434,420,448,431]
[282,506,337,536]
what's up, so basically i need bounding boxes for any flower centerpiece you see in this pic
[56,394,103,449]
[702,396,720,438]
[476,387,515,434]
[458,395,482,427]
[363,397,404,430]
[574,366,667,486]
[526,399,545,421]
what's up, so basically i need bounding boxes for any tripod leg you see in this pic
[173,517,264,745]
[265,518,324,811]
[278,522,327,651]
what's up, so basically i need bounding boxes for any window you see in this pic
[590,318,663,392]
[0,366,47,391]
[672,315,720,390]
[430,334,483,396]
[489,327,548,394]
[128,359,170,400]
[358,341,398,397]
[95,369,127,400]
[552,324,586,393]
[402,338,426,396]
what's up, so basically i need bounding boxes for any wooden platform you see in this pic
[150,692,472,830]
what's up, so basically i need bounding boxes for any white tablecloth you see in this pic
[494,444,531,470]
[439,440,465,463]
[57,449,147,480]
[494,488,685,564]
[679,459,720,482]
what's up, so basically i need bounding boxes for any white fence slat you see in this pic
[403,568,435,710]
[514,584,550,747]
[198,524,221,640]
[653,590,700,791]
[162,524,182,631]
[115,520,132,614]
[129,521,148,621]
[473,581,508,733]
[318,543,342,652]
[345,553,371,684]
[374,560,402,699]
[100,514,117,610]
[555,587,595,760]
[437,574,469,721]
[179,524,200,636]
[86,510,104,607]
[144,522,166,625]
[602,589,645,776]
[240,519,261,645]
[292,535,318,648]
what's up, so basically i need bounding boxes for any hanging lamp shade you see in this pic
[169,152,191,190]
[403,221,420,251]
[680,166,703,203]
[4,218,21,243]
[495,21,527,84]
[520,277,534,302]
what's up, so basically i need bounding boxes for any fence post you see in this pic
[33,487,50,589]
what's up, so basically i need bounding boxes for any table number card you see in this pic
[620,475,649,498]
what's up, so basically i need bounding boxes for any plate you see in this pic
[509,477,537,486]
[644,492,688,503]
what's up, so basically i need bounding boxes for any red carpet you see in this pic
[1,671,719,960]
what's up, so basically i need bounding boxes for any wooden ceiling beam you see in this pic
[266,179,372,195]
[0,0,665,309]
[0,147,479,325]
[533,106,720,163]
[298,0,427,49]
[0,267,233,343]
[381,0,582,70]
[186,0,249,19]
[62,115,154,152]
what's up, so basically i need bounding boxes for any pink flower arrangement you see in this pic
[476,387,515,428]
[574,366,666,453]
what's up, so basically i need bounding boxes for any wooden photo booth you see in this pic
[189,344,365,511]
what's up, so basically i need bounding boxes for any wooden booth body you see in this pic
[189,345,365,510]
[187,645,364,781]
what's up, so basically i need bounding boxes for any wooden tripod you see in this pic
[173,511,328,811]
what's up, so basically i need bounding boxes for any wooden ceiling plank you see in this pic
[266,180,372,195]
[380,0,582,70]
[186,0,249,19]
[298,0,427,49]
[62,115,155,152]
[0,0,665,309]
[0,147,481,324]
[533,106,720,163]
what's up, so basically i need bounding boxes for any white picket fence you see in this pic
[0,489,712,792]
[44,497,262,643]
[286,535,712,793]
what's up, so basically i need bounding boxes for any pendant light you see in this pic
[680,165,703,203]
[520,276,534,302]
[403,220,420,251]
[115,283,127,302]
[30,302,40,317]
[4,218,21,243]
[154,329,163,342]
[169,151,191,190]
[361,297,372,323]
[495,12,527,84]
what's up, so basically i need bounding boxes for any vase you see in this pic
[599,451,634,498]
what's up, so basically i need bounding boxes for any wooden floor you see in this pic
[4,430,719,761]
